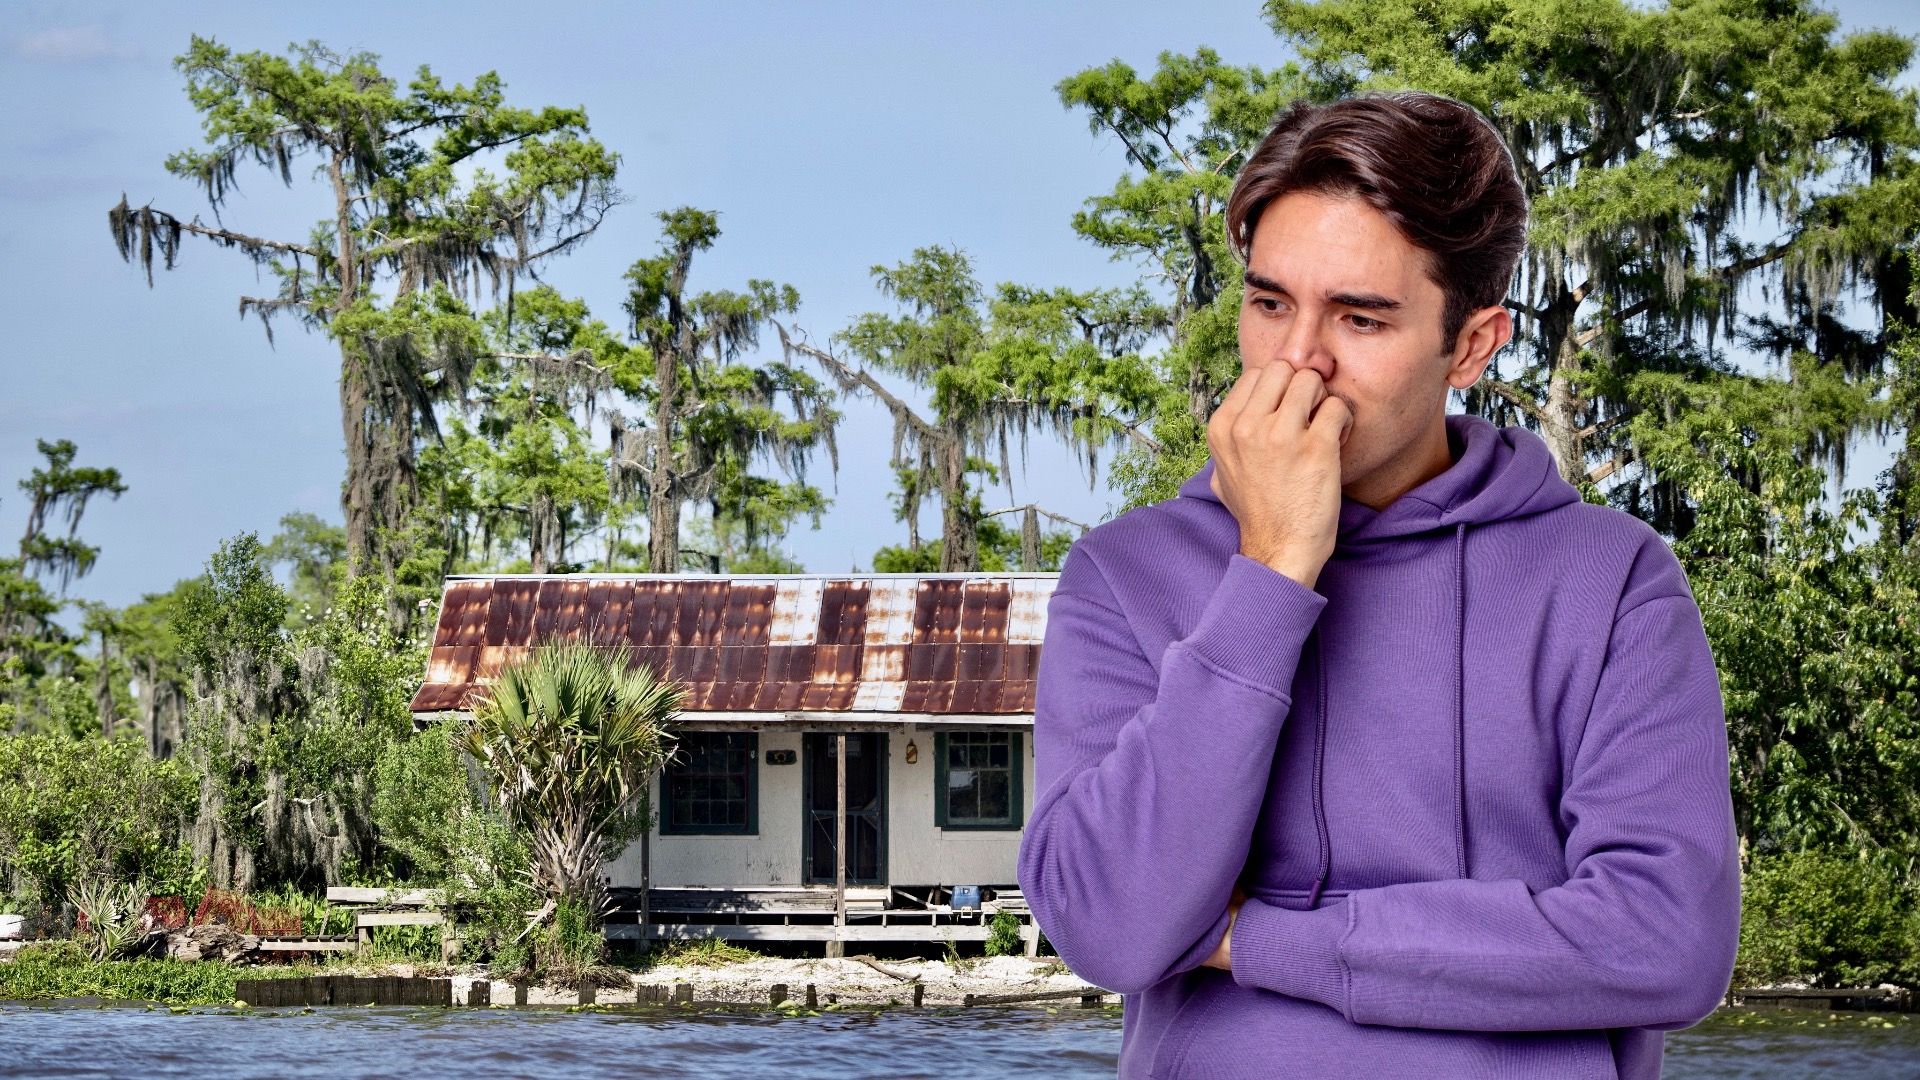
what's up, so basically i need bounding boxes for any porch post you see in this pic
[830,731,847,958]
[639,770,652,949]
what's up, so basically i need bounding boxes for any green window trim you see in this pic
[934,730,1023,830]
[661,731,759,836]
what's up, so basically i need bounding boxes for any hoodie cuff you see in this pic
[1228,896,1351,1014]
[1180,553,1327,690]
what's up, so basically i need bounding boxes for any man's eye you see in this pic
[1253,297,1282,313]
[1349,314,1383,332]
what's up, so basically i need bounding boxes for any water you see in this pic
[0,1003,1914,1078]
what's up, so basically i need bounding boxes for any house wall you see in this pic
[605,722,1034,890]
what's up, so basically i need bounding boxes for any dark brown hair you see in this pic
[1225,91,1528,350]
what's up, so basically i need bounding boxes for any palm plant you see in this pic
[461,642,681,946]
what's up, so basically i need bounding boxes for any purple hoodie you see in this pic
[1016,412,1741,1079]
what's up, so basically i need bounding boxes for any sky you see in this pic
[3,0,1918,614]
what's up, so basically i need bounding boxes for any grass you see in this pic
[638,937,764,970]
[0,941,327,1006]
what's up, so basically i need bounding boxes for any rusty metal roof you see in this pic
[408,572,1059,716]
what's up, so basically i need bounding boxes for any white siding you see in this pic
[607,724,1035,890]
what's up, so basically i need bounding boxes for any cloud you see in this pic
[11,25,140,63]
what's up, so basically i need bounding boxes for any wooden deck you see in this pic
[603,885,1040,952]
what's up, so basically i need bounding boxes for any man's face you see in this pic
[1236,190,1464,496]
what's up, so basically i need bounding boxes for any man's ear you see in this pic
[1445,305,1514,390]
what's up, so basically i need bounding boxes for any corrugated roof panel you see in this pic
[818,580,870,646]
[856,643,905,684]
[769,578,822,645]
[636,584,673,646]
[847,679,904,711]
[907,642,957,682]
[723,583,774,645]
[440,580,492,646]
[586,581,625,645]
[410,571,1058,716]
[1005,643,1041,683]
[863,580,915,645]
[957,643,1004,683]
[960,580,1011,644]
[767,645,815,684]
[1007,579,1050,643]
[490,580,539,646]
[914,579,964,644]
[716,644,769,685]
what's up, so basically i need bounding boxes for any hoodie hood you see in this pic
[1177,412,1580,545]
[1175,412,1582,908]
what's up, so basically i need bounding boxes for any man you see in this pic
[1014,91,1740,1080]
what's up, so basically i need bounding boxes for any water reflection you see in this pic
[0,1002,1912,1079]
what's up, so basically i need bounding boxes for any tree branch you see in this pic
[1480,378,1549,424]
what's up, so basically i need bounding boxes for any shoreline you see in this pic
[1,942,1114,1010]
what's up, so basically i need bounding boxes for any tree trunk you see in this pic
[1539,285,1587,486]
[937,431,978,572]
[648,348,680,574]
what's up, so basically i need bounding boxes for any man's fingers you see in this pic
[1276,366,1325,432]
[1310,393,1353,444]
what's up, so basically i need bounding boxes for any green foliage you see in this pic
[0,734,198,915]
[0,940,317,1005]
[13,438,127,595]
[69,878,150,962]
[262,511,347,620]
[642,936,761,969]
[986,911,1025,957]
[173,533,425,889]
[1627,359,1920,866]
[1737,848,1920,989]
[174,532,292,686]
[463,643,678,917]
[372,722,474,882]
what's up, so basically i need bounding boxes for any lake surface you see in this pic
[0,1002,1915,1078]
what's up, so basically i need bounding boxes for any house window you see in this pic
[662,731,757,835]
[934,730,1022,830]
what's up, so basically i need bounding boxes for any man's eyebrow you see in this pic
[1328,291,1403,312]
[1243,270,1403,312]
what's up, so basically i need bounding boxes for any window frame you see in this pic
[660,730,759,836]
[933,729,1023,830]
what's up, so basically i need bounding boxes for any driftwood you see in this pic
[846,953,920,983]
[166,923,260,963]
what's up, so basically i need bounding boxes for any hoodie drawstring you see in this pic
[1452,522,1470,881]
[1303,521,1472,911]
[1306,632,1331,909]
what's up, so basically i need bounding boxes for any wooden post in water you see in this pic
[912,983,924,1008]
[805,983,817,1008]
[468,980,490,1006]
[578,978,596,1005]
[769,983,788,1007]
[830,730,847,959]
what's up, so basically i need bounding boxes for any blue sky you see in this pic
[3,1,1917,612]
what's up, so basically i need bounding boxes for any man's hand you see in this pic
[1207,365,1351,591]
[1201,886,1248,972]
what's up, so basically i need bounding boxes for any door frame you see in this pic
[800,730,888,886]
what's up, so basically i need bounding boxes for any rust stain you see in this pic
[407,572,1060,716]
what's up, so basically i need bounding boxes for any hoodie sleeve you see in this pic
[1016,543,1327,997]
[1225,540,1742,1031]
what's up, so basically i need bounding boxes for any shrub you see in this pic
[986,910,1024,957]
[0,734,199,917]
[1736,847,1919,988]
[463,641,679,951]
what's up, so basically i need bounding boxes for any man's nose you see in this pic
[1274,312,1336,383]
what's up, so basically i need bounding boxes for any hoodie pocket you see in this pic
[1149,970,1617,1080]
